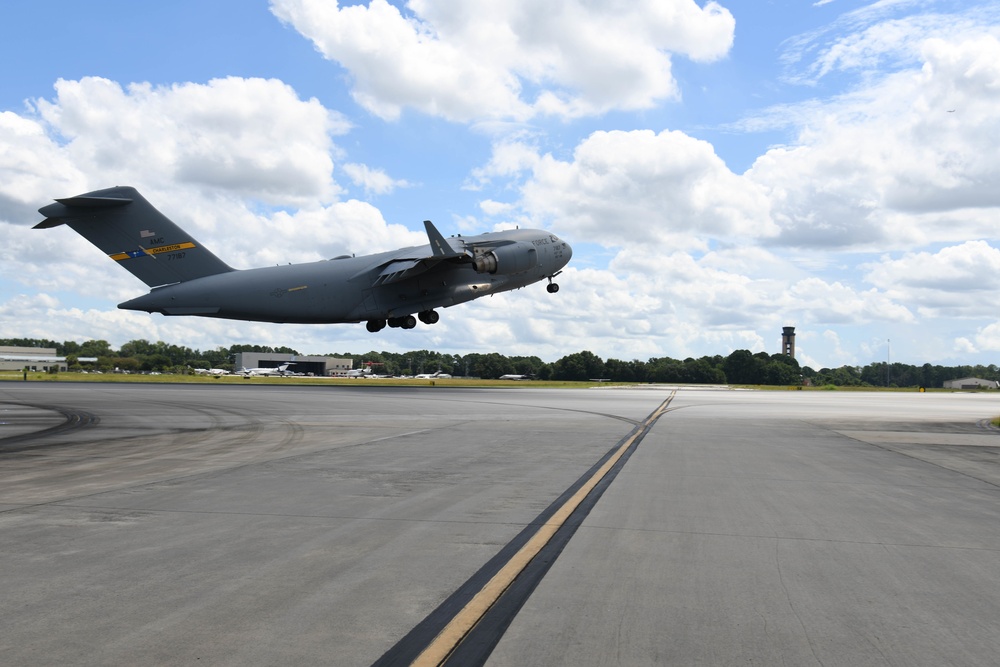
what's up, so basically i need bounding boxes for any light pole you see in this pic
[887,339,890,387]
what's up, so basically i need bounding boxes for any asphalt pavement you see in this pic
[1,383,999,666]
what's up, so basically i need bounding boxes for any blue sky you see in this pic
[3,0,1000,370]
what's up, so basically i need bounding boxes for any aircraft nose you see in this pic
[561,239,573,267]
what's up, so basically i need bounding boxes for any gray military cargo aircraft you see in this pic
[35,186,572,332]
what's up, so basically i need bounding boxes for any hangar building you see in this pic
[943,377,999,390]
[233,352,352,377]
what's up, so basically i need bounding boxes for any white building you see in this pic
[0,346,98,372]
[233,352,352,376]
[1,347,63,372]
[942,377,999,390]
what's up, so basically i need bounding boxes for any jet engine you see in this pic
[472,243,537,275]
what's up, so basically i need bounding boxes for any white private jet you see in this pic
[414,370,452,379]
[194,367,230,376]
[344,361,385,378]
[240,362,295,377]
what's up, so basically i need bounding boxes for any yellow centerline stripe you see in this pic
[411,391,676,666]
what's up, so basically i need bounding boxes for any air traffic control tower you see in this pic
[781,326,796,358]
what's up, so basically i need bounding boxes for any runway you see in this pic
[2,383,999,666]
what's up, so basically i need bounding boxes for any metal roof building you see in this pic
[942,377,999,390]
[0,346,97,372]
[233,352,352,377]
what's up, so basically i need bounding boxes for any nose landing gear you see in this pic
[546,271,563,293]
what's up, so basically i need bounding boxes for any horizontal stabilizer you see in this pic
[56,194,133,208]
[32,217,67,230]
[35,194,134,229]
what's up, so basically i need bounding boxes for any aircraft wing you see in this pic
[356,220,469,287]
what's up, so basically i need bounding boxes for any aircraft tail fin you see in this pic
[35,186,233,287]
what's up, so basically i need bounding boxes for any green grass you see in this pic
[0,371,635,389]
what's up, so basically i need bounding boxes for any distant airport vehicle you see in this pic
[499,374,533,380]
[240,363,295,377]
[414,371,452,379]
[35,186,572,332]
[194,368,230,376]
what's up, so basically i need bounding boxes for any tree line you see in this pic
[3,338,998,387]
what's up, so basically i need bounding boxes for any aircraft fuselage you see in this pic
[118,228,569,324]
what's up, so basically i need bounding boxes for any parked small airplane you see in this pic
[414,370,452,379]
[240,362,295,377]
[35,186,572,331]
[499,373,533,380]
[345,361,384,378]
[194,367,230,376]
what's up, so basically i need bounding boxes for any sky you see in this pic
[2,0,1000,370]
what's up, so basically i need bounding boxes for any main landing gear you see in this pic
[365,309,440,333]
[418,310,440,324]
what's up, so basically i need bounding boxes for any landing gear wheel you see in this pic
[418,310,440,324]
[545,271,563,294]
[366,319,386,332]
[401,315,417,329]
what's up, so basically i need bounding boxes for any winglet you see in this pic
[424,220,462,258]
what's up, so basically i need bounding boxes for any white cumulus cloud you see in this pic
[270,0,735,121]
[517,129,774,248]
[30,76,348,205]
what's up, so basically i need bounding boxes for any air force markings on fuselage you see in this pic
[35,186,572,332]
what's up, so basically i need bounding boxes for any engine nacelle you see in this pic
[472,251,498,274]
[472,243,538,275]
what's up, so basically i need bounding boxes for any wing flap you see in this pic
[371,258,439,286]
